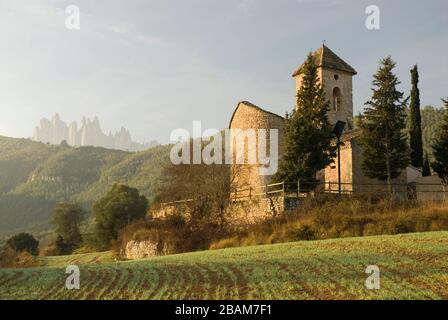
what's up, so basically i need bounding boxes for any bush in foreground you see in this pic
[0,247,41,268]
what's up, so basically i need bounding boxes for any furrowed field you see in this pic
[1,231,447,300]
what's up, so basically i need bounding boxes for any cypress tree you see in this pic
[359,56,409,193]
[275,53,336,188]
[431,98,448,184]
[409,65,423,168]
[422,153,431,176]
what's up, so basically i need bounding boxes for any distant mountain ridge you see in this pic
[32,114,158,152]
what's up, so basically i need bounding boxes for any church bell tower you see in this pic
[291,45,357,130]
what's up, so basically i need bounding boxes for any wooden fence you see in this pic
[159,180,448,208]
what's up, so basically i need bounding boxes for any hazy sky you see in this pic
[0,0,447,144]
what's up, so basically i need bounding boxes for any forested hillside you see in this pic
[0,136,171,236]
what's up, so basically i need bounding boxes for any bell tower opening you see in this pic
[332,87,341,111]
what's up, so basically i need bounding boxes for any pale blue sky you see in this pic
[0,0,447,144]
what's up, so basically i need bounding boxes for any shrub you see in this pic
[363,222,391,236]
[394,220,415,234]
[291,225,317,241]
[6,233,39,256]
[0,247,41,268]
[41,235,69,256]
[209,237,241,250]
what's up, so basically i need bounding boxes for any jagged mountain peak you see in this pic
[32,114,157,152]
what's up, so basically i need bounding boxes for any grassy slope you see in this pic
[1,231,447,300]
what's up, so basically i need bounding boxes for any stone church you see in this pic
[229,45,419,194]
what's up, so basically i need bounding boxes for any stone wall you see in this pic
[229,101,284,191]
[151,203,191,220]
[415,175,447,201]
[152,196,284,231]
[226,196,284,230]
[124,239,172,260]
[128,196,284,260]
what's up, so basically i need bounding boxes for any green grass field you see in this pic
[1,231,447,300]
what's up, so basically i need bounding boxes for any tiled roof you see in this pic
[292,45,357,77]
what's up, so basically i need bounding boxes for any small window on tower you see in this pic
[334,74,339,80]
[333,87,341,111]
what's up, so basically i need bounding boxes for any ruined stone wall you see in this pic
[126,196,283,260]
[225,197,284,230]
[152,196,284,231]
[151,203,191,220]
[229,101,284,191]
[124,240,172,260]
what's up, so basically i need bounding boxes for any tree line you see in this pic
[0,184,149,264]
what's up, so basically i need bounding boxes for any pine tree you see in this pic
[431,98,448,184]
[275,53,336,188]
[409,65,423,168]
[359,56,409,193]
[422,153,431,176]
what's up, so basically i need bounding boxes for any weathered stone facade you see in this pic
[124,240,159,260]
[152,196,284,231]
[124,239,172,260]
[225,196,284,230]
[229,101,284,192]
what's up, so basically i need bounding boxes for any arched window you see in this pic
[333,87,341,111]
